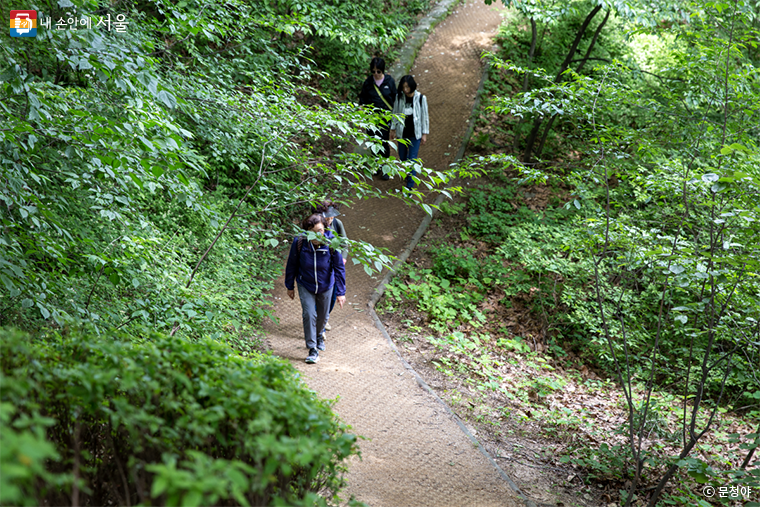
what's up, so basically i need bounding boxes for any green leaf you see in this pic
[151,476,168,497]
[139,136,153,151]
[158,90,177,109]
[702,173,719,183]
[129,173,144,189]
[36,303,50,319]
[183,490,203,507]
[152,166,164,178]
[0,274,16,291]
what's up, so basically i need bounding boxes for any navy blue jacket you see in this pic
[284,231,346,296]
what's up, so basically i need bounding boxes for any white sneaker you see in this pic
[305,349,320,364]
[325,322,332,331]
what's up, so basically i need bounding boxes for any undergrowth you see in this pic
[377,169,760,504]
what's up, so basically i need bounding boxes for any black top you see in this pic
[359,74,397,111]
[403,95,415,139]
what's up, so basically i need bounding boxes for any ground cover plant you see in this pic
[379,0,760,503]
[380,167,759,506]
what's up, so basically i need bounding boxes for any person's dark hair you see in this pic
[398,75,417,97]
[301,213,327,231]
[370,57,385,73]
[314,200,340,214]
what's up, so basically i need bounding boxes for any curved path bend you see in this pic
[265,2,521,505]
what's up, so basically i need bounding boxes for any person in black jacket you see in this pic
[358,57,396,180]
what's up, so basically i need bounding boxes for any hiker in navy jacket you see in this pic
[285,213,346,364]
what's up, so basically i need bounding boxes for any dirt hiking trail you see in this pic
[265,2,526,505]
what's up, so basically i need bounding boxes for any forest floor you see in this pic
[378,191,758,507]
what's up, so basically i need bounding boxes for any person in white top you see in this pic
[390,75,429,189]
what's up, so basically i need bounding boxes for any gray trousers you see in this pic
[297,283,332,351]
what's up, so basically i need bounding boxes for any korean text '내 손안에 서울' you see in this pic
[10,10,129,36]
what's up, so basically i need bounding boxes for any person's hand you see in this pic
[421,134,427,145]
[343,258,347,265]
[337,295,346,309]
[287,289,295,300]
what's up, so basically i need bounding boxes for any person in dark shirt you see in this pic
[359,57,396,180]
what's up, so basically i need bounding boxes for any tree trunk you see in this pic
[576,9,610,75]
[512,17,537,152]
[534,9,611,159]
[740,422,760,470]
[523,4,602,162]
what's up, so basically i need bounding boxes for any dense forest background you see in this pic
[1,0,759,505]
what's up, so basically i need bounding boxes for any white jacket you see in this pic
[391,91,429,140]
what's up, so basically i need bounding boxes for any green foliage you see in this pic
[384,269,485,334]
[0,0,450,345]
[426,332,519,396]
[309,0,435,98]
[0,326,358,506]
[0,403,68,506]
[496,336,531,354]
[383,177,586,342]
[559,442,633,482]
[432,245,481,280]
[437,200,465,216]
[466,185,518,241]
[479,0,760,503]
[487,0,760,406]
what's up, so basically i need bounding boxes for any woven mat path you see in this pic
[264,2,521,505]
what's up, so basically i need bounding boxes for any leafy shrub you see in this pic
[559,442,633,482]
[437,200,465,216]
[384,269,485,334]
[466,185,554,244]
[432,245,481,280]
[0,327,358,506]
